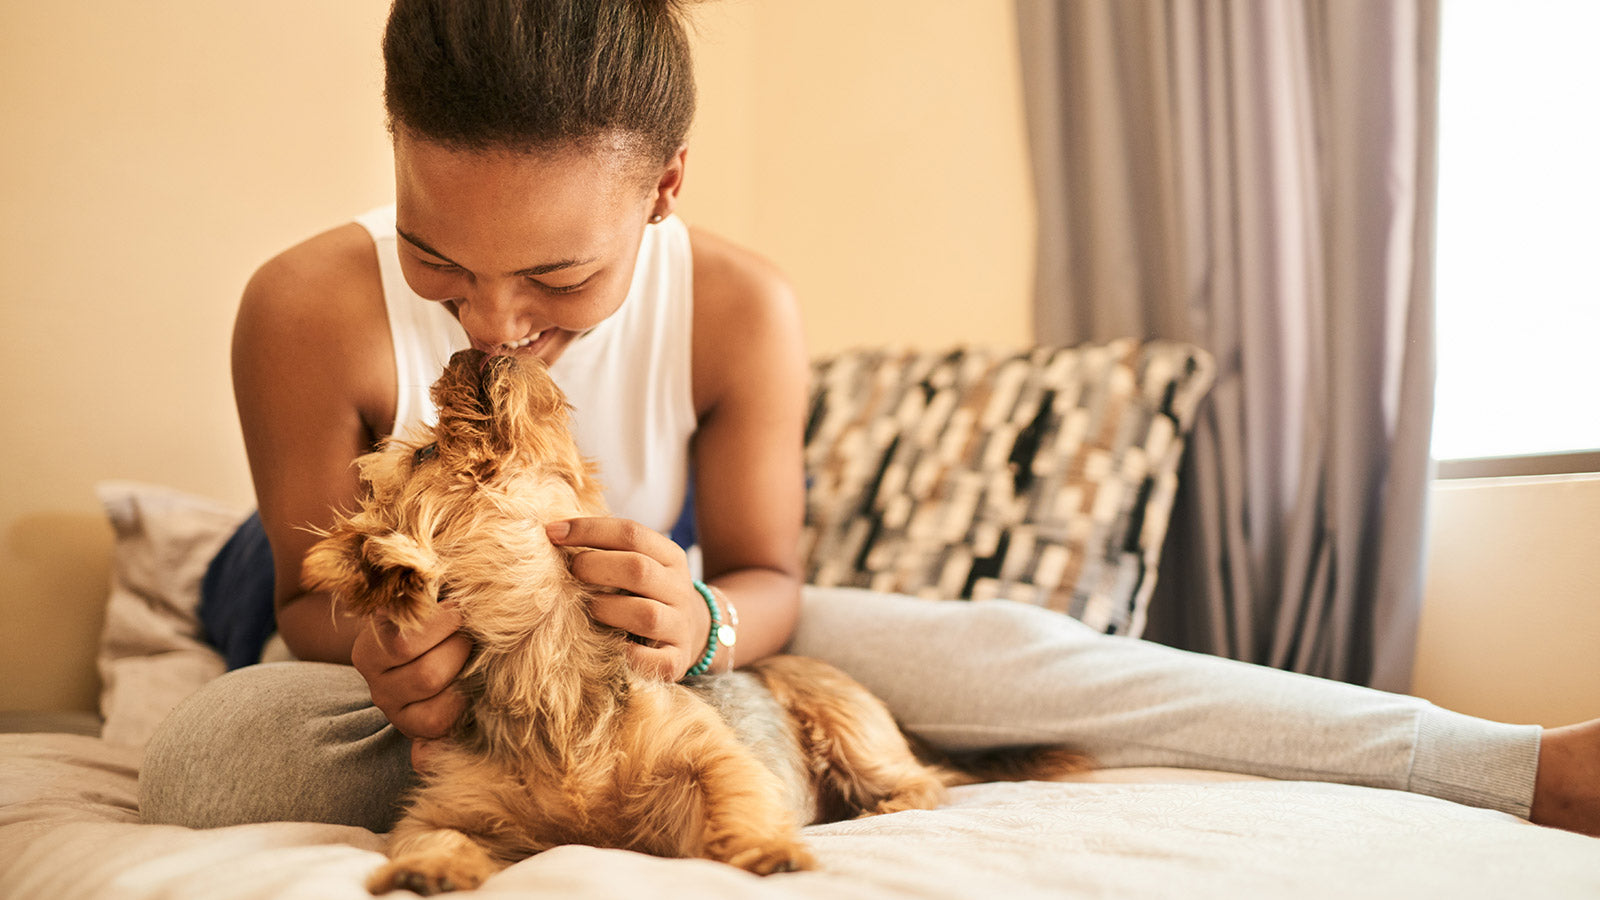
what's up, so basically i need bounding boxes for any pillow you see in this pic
[800,339,1214,638]
[95,481,242,748]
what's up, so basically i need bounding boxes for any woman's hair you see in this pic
[382,0,697,165]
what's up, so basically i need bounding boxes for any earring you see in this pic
[649,213,664,224]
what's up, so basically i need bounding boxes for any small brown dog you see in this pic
[304,349,1086,894]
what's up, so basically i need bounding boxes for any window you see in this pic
[1431,0,1600,469]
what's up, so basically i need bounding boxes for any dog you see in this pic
[303,348,1088,894]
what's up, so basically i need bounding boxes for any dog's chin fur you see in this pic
[303,349,1089,895]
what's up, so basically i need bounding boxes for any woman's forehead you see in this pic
[394,130,652,204]
[393,134,648,268]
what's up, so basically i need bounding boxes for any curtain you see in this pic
[1015,0,1439,691]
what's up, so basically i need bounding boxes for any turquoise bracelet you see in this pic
[683,580,721,678]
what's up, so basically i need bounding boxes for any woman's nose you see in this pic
[455,281,531,347]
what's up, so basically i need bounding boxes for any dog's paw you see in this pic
[722,839,818,875]
[366,853,494,895]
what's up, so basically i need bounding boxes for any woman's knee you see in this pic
[139,662,411,830]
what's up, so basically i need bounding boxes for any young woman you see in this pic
[140,0,1600,838]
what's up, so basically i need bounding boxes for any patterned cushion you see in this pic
[800,339,1214,637]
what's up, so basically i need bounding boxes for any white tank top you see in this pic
[353,205,697,535]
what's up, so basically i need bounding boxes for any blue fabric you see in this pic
[669,469,697,551]
[198,511,278,670]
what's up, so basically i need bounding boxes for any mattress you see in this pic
[4,732,1598,900]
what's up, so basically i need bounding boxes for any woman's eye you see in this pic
[419,259,460,272]
[531,278,587,295]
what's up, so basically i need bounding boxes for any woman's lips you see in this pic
[500,330,546,351]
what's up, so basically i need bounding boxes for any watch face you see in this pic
[716,624,738,647]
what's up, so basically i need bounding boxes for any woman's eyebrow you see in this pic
[394,225,594,277]
[512,257,596,278]
[395,226,460,265]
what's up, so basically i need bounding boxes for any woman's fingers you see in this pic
[548,517,686,568]
[588,585,709,681]
[552,516,707,681]
[351,603,472,740]
[553,517,693,612]
[588,589,693,644]
[390,669,469,740]
[566,548,678,601]
[352,602,464,672]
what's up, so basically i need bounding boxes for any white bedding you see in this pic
[5,482,1597,898]
[3,732,1599,900]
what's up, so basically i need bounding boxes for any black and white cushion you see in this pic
[801,339,1214,637]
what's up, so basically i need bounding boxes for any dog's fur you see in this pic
[303,349,1087,895]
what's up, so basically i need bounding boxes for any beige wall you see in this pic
[681,2,1037,356]
[13,3,1589,732]
[1,1,397,711]
[0,2,1035,711]
[1412,475,1600,727]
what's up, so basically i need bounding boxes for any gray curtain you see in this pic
[1015,0,1439,690]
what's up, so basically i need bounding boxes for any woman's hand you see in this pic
[349,601,472,770]
[548,516,710,681]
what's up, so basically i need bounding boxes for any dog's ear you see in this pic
[303,528,442,630]
[302,527,368,605]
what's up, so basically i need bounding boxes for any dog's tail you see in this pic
[911,737,1094,786]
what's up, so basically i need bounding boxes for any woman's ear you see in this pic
[648,146,688,223]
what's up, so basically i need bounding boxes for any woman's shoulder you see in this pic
[233,221,394,429]
[237,222,389,357]
[687,225,799,331]
[685,225,808,415]
[244,222,382,314]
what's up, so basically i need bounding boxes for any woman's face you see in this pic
[392,131,676,364]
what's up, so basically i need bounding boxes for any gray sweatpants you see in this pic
[139,587,1542,831]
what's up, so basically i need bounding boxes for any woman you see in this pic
[234,0,806,733]
[141,0,1600,837]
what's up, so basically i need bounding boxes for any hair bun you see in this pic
[384,0,698,161]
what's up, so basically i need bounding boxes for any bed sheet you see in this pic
[4,732,1598,900]
[18,482,1598,897]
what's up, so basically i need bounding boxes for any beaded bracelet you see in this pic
[684,580,722,678]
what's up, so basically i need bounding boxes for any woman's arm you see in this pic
[549,226,809,679]
[232,224,386,664]
[232,224,469,739]
[684,226,809,666]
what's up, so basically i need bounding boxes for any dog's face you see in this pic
[303,349,607,643]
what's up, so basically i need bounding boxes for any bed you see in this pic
[4,340,1599,899]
